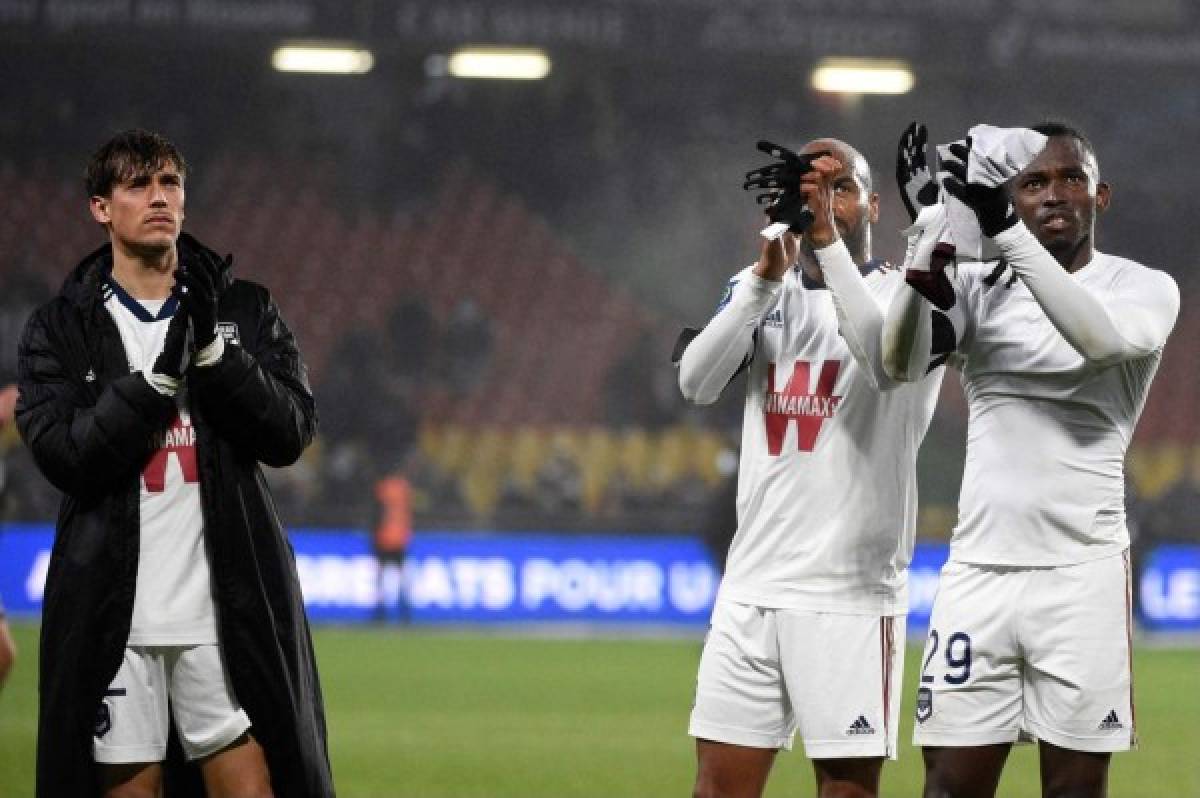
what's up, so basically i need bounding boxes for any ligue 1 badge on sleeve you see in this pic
[717,281,735,311]
[915,687,933,723]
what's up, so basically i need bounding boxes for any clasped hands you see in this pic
[151,233,233,379]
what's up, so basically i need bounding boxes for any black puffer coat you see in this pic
[17,243,334,796]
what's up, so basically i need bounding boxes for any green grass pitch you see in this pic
[1,623,1196,796]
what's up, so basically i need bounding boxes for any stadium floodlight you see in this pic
[446,47,551,80]
[271,44,375,75]
[810,58,914,95]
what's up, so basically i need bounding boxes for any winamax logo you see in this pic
[764,360,843,455]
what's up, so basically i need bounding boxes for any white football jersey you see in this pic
[105,280,218,645]
[938,249,1178,566]
[685,254,942,615]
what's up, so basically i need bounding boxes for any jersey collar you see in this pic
[103,273,179,322]
[798,257,889,290]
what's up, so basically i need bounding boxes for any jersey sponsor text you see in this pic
[143,413,198,492]
[764,359,842,455]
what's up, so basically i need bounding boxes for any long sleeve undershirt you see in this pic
[882,220,1180,382]
[993,222,1178,367]
[882,282,933,384]
[678,270,778,405]
[813,240,900,391]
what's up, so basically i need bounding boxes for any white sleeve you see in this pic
[814,240,899,390]
[881,204,959,382]
[144,372,181,397]
[993,223,1180,366]
[882,282,935,383]
[678,271,781,405]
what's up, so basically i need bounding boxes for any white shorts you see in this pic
[94,645,251,763]
[912,552,1135,753]
[689,598,905,759]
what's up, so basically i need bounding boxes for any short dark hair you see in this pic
[1031,121,1096,162]
[85,129,187,198]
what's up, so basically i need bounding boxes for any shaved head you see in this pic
[796,137,878,263]
[801,138,873,193]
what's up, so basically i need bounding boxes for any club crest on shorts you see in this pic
[217,322,240,346]
[916,687,933,723]
[94,701,112,738]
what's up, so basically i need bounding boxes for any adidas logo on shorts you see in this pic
[846,715,876,736]
[1098,710,1123,731]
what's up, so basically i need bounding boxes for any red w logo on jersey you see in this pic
[143,413,199,493]
[764,360,843,455]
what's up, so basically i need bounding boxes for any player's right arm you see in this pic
[678,236,788,404]
[15,303,177,496]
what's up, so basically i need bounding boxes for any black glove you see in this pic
[742,140,830,233]
[939,139,1018,237]
[151,302,191,381]
[896,122,939,223]
[176,233,231,350]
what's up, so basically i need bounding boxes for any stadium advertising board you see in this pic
[292,530,719,624]
[1140,544,1200,632]
[1,524,1197,631]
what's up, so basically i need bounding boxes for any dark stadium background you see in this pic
[1,0,1196,538]
[0,2,1197,795]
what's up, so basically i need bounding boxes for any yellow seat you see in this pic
[647,427,690,492]
[508,426,550,493]
[1128,444,1187,501]
[578,427,619,514]
[460,427,508,517]
[690,429,729,486]
[616,428,653,489]
[425,424,473,476]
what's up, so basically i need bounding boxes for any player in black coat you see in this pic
[16,130,333,796]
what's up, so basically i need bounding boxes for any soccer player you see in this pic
[16,130,334,796]
[678,139,943,798]
[883,123,1179,798]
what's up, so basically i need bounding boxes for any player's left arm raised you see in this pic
[996,225,1179,364]
[181,235,317,467]
[941,142,1180,365]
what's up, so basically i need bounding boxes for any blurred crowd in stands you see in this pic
[0,49,1196,550]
